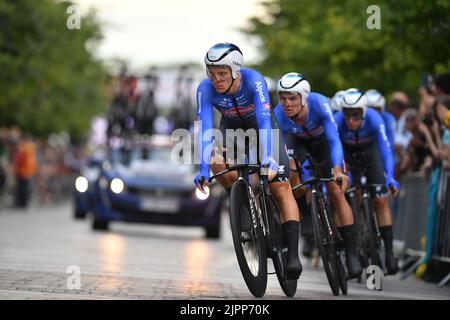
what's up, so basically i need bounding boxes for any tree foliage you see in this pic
[244,0,450,98]
[0,0,107,138]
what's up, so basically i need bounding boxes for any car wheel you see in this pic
[205,226,220,239]
[92,217,109,231]
[74,209,87,219]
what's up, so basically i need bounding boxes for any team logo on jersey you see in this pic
[222,104,255,117]
[263,103,271,111]
[255,82,266,103]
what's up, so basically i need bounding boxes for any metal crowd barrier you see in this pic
[394,173,429,280]
[394,172,429,252]
[394,170,450,287]
[435,170,450,287]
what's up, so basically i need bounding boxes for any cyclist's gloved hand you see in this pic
[261,156,279,181]
[194,174,209,194]
[387,178,400,197]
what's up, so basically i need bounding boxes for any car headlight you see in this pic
[195,186,210,200]
[110,178,125,194]
[75,176,88,193]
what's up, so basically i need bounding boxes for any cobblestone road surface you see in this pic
[0,204,449,300]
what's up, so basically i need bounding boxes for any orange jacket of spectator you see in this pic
[444,110,450,128]
[14,141,37,179]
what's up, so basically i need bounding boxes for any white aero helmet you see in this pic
[277,72,311,106]
[365,89,386,112]
[341,89,368,117]
[204,43,243,80]
[330,90,346,113]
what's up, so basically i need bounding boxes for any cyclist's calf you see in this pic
[372,196,393,226]
[270,181,300,223]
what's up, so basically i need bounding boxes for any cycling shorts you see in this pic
[216,115,290,183]
[344,141,387,198]
[285,134,334,180]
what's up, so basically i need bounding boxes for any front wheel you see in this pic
[74,210,87,219]
[273,248,298,297]
[229,180,267,297]
[92,217,109,231]
[311,193,340,296]
[361,196,384,270]
[205,226,220,239]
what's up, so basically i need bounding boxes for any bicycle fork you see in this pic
[243,178,264,238]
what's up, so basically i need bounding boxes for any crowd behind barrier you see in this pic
[391,73,450,287]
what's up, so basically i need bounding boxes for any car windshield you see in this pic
[112,147,176,166]
[145,148,172,163]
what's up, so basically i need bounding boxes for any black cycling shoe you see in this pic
[339,225,363,279]
[346,251,363,279]
[302,236,315,258]
[286,256,303,279]
[385,252,399,275]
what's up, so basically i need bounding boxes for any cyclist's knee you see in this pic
[211,153,225,171]
[270,180,291,193]
[211,157,236,189]
[372,196,388,210]
[270,181,294,203]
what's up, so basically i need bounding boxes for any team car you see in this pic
[89,135,224,239]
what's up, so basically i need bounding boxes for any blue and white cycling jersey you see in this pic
[274,92,344,168]
[196,68,273,177]
[334,107,395,183]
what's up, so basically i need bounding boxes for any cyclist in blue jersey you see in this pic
[334,90,400,275]
[194,43,302,278]
[365,89,396,156]
[274,73,363,279]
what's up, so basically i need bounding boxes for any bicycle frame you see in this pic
[291,155,339,244]
[210,164,282,256]
[291,153,347,295]
[209,163,297,296]
[346,155,387,270]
